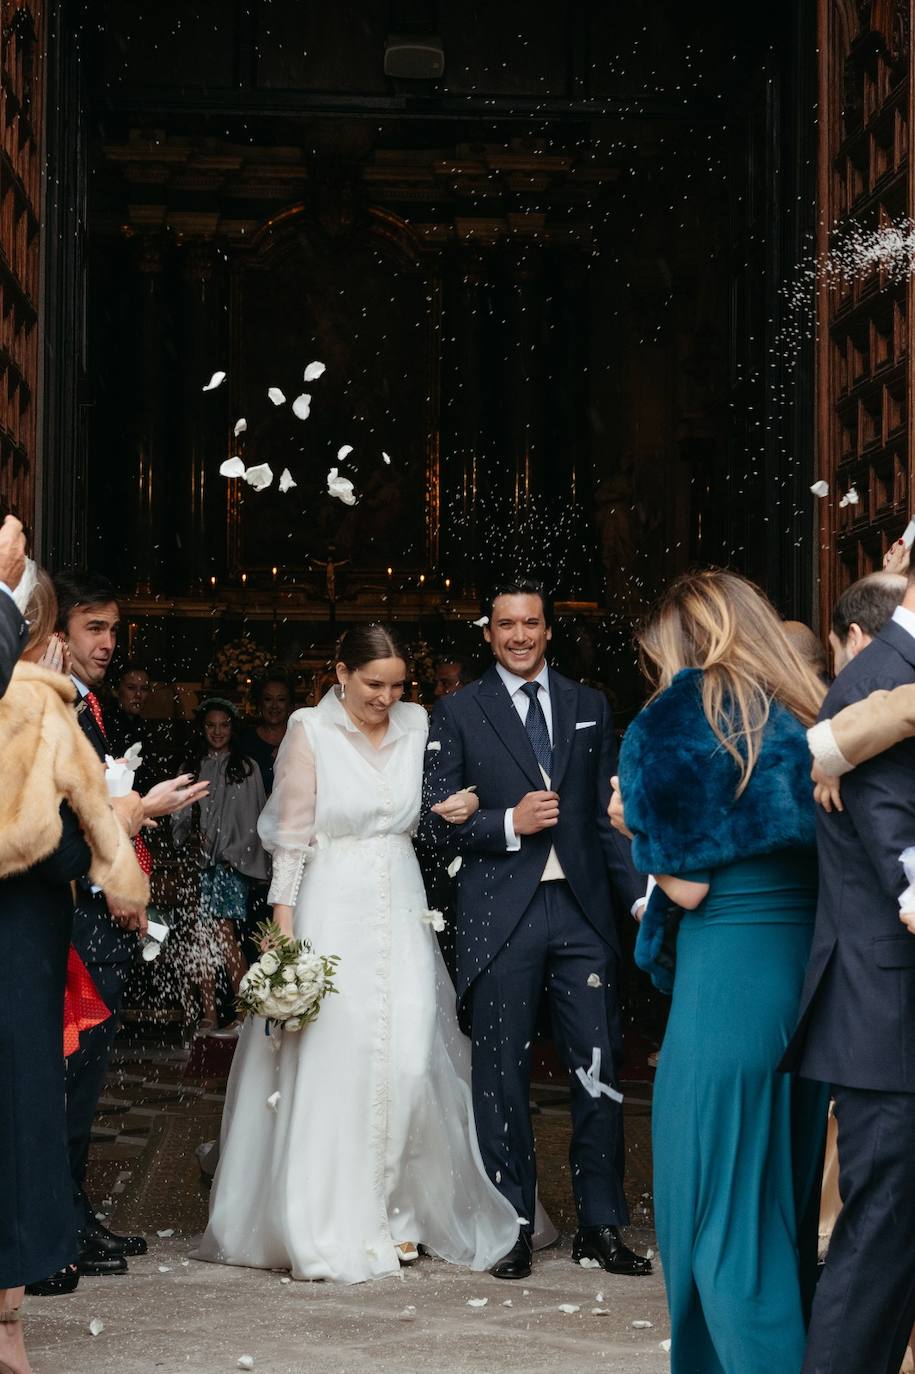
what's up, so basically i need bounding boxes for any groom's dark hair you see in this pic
[483,578,553,627]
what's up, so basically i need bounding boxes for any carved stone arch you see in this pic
[246,202,427,274]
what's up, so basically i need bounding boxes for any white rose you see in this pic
[280,984,299,1002]
[259,952,280,977]
[281,967,297,983]
[285,1018,302,1032]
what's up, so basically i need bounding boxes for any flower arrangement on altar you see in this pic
[206,634,272,692]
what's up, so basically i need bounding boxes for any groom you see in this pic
[420,579,649,1280]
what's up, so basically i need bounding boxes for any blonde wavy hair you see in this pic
[637,569,826,796]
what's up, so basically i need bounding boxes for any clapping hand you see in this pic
[142,773,210,822]
[432,787,480,825]
[107,898,148,937]
[883,538,911,576]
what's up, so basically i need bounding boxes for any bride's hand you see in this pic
[269,904,295,942]
[431,788,480,825]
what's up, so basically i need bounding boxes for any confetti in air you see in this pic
[327,467,356,505]
[266,387,286,406]
[382,451,392,464]
[278,468,297,493]
[202,371,225,391]
[337,444,354,462]
[447,857,462,877]
[839,486,860,508]
[233,417,247,436]
[303,361,326,382]
[219,457,245,478]
[810,480,829,498]
[291,393,311,420]
[244,464,274,492]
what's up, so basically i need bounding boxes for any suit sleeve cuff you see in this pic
[807,720,853,776]
[631,874,656,917]
[504,809,521,851]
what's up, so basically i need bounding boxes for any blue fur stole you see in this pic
[619,667,816,877]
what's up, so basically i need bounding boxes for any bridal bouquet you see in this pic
[236,921,339,1033]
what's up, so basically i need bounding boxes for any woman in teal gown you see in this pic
[614,570,830,1374]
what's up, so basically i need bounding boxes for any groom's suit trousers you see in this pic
[467,879,627,1231]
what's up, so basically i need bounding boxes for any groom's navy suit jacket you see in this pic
[782,619,915,1090]
[419,664,641,1018]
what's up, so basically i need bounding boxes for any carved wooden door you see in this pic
[817,0,912,627]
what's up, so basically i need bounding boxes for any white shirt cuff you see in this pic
[631,875,656,917]
[807,720,853,776]
[504,809,521,851]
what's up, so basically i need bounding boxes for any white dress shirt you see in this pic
[892,604,915,642]
[496,661,565,881]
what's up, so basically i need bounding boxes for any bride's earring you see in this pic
[340,681,346,700]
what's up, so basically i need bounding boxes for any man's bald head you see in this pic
[830,571,907,673]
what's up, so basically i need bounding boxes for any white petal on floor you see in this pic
[631,1320,653,1329]
[502,1299,512,1307]
[397,1307,417,1322]
[88,1318,105,1337]
[202,371,225,391]
[158,1265,172,1273]
[578,1256,600,1267]
[156,1229,174,1238]
[267,386,286,406]
[292,393,311,420]
[303,361,326,382]
[244,463,274,491]
[233,417,247,436]
[659,1339,672,1353]
[278,469,297,493]
[591,1308,609,1315]
[467,1297,488,1308]
[809,479,829,497]
[558,1304,580,1314]
[219,457,246,478]
[237,1359,255,1371]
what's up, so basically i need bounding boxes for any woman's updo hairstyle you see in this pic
[337,623,409,672]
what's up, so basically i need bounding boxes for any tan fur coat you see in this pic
[0,661,149,905]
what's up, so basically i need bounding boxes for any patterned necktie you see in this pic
[85,691,153,877]
[521,681,552,778]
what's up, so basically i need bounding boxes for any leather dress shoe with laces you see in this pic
[572,1226,652,1276]
[83,1217,148,1258]
[76,1236,128,1276]
[25,1264,80,1297]
[491,1231,533,1280]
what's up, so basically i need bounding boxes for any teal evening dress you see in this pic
[651,849,828,1374]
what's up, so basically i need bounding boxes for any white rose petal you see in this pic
[303,361,325,382]
[237,1358,255,1371]
[280,1277,291,1285]
[88,1318,105,1337]
[397,1306,417,1322]
[809,479,829,497]
[558,1303,580,1314]
[595,1292,604,1303]
[219,457,246,478]
[421,909,446,932]
[467,1297,488,1308]
[592,1308,609,1314]
[586,973,602,989]
[291,393,311,421]
[267,387,286,406]
[202,370,225,391]
[266,1091,281,1112]
[578,1256,600,1267]
[447,857,462,878]
[327,467,357,505]
[233,417,247,436]
[382,451,392,464]
[659,1339,672,1353]
[158,1265,172,1273]
[337,444,353,461]
[278,468,296,493]
[473,615,489,627]
[426,740,441,752]
[631,1319,653,1329]
[244,463,273,492]
[157,1229,174,1238]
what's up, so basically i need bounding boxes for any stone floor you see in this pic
[22,1024,668,1374]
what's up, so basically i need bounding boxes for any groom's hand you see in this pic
[512,790,560,835]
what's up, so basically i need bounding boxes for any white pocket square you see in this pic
[575,721,597,730]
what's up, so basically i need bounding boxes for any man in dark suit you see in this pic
[27,572,207,1295]
[420,578,649,1280]
[782,575,915,1374]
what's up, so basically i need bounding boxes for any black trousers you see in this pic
[467,880,627,1232]
[803,1084,915,1374]
[65,956,130,1233]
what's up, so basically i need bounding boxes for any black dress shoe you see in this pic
[572,1226,652,1277]
[83,1217,148,1258]
[77,1237,129,1277]
[491,1232,533,1280]
[25,1264,80,1297]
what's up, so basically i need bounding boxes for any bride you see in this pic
[194,624,522,1283]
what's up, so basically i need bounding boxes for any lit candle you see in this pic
[241,572,248,587]
[272,565,278,582]
[444,577,451,591]
[387,566,393,578]
[419,573,425,586]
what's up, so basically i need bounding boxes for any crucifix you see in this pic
[309,545,351,635]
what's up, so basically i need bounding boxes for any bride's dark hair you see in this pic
[337,623,408,671]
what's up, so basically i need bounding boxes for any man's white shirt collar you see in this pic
[71,674,89,697]
[892,604,915,642]
[495,660,550,698]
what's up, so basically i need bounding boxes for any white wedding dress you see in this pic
[194,689,521,1283]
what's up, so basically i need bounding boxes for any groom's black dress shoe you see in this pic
[491,1232,533,1280]
[76,1236,129,1276]
[572,1226,652,1277]
[83,1216,148,1258]
[25,1264,80,1297]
